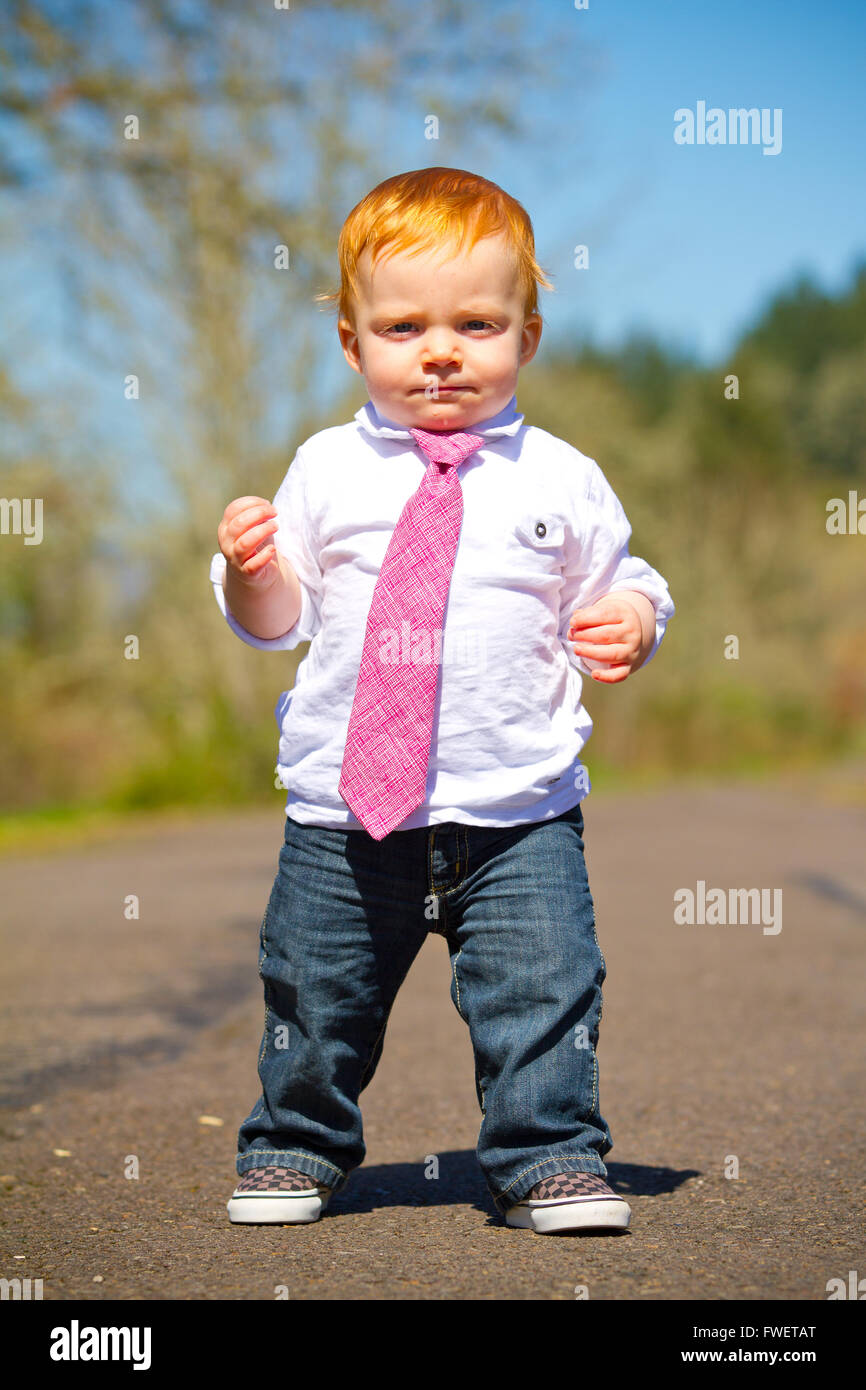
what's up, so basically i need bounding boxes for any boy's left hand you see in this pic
[568,596,649,683]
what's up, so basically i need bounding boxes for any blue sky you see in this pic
[1,0,864,490]
[519,0,866,362]
[303,0,866,409]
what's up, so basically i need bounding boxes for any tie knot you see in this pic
[409,426,485,469]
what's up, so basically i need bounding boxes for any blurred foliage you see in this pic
[0,1,863,821]
[2,262,864,818]
[0,0,577,818]
[524,264,866,786]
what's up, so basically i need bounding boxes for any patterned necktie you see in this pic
[338,425,485,839]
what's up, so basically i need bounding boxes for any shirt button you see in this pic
[534,521,547,538]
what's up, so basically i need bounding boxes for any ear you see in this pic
[519,313,543,367]
[338,317,364,375]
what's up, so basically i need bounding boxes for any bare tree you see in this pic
[0,0,575,810]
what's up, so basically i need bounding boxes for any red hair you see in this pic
[315,167,553,325]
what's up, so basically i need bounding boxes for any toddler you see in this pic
[210,167,674,1234]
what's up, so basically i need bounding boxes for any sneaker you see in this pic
[226,1165,332,1224]
[504,1171,630,1234]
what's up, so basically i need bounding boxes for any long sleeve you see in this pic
[209,447,323,651]
[558,458,674,677]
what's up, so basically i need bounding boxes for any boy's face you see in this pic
[337,231,542,431]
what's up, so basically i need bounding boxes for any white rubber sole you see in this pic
[227,1187,331,1224]
[505,1196,631,1234]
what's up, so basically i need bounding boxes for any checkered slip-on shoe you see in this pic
[227,1165,332,1225]
[504,1171,631,1234]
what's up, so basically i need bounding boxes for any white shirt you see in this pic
[209,396,675,830]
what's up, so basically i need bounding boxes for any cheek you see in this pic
[483,337,520,374]
[366,343,402,383]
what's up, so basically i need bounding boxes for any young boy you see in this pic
[210,167,674,1235]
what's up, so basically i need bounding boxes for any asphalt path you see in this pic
[1,774,864,1301]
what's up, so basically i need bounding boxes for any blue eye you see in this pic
[383,320,494,334]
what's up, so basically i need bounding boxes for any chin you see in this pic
[424,398,479,421]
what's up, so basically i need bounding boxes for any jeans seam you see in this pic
[258,1005,270,1068]
[589,903,604,1113]
[451,948,468,1022]
[258,907,270,1067]
[589,904,607,983]
[358,1012,391,1088]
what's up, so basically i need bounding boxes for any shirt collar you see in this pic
[354,395,524,441]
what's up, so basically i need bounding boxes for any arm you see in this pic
[608,590,656,664]
[209,452,323,651]
[218,497,302,640]
[223,550,302,641]
[568,589,656,683]
[559,457,674,683]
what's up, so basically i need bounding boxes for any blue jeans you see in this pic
[236,801,612,1215]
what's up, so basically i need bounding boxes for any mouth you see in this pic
[415,386,470,394]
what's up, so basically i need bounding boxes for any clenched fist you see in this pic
[568,593,655,683]
[218,496,281,585]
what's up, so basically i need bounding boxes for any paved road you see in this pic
[1,775,864,1300]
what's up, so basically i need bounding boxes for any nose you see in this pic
[421,330,461,369]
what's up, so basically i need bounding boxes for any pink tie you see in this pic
[338,425,485,839]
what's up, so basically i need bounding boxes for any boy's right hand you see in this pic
[218,496,281,586]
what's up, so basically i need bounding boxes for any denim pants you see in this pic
[236,800,612,1214]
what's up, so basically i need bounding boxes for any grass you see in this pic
[0,797,282,859]
[1,747,862,859]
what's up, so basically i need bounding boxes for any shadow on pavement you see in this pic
[322,1151,701,1219]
